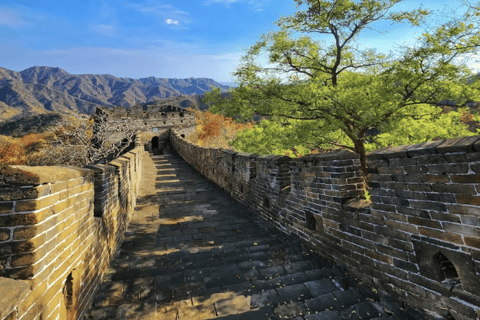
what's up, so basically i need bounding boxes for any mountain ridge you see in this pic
[0,66,229,118]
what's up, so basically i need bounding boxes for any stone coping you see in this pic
[0,277,31,319]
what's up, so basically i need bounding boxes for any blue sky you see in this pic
[0,0,478,83]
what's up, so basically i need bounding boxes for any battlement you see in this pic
[98,105,196,133]
[171,131,480,320]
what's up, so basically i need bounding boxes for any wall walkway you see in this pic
[86,148,420,320]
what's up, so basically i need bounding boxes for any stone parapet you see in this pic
[170,129,480,320]
[0,146,143,320]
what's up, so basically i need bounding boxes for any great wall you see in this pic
[1,107,480,319]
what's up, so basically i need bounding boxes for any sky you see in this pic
[0,0,478,83]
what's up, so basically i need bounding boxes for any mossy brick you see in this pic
[436,136,480,153]
[417,227,464,245]
[15,194,59,212]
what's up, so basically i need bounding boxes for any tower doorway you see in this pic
[152,136,159,149]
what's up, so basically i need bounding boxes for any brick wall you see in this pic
[171,129,480,320]
[0,145,143,320]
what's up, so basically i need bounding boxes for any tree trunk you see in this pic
[351,135,369,195]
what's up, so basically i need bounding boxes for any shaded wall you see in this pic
[0,143,143,320]
[171,129,480,320]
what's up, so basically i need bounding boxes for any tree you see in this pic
[205,0,480,190]
[186,108,254,149]
[28,112,147,167]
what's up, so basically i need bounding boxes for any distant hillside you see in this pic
[0,66,230,118]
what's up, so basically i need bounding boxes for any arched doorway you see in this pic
[152,136,159,149]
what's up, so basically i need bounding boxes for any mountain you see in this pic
[0,66,230,118]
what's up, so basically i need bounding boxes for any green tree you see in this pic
[205,0,480,189]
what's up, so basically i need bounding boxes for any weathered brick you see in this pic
[0,202,14,214]
[417,227,464,245]
[443,222,480,238]
[451,174,480,183]
[0,228,10,241]
[424,192,456,203]
[12,233,47,253]
[447,204,480,216]
[396,206,430,219]
[376,244,409,260]
[465,236,480,248]
[407,216,442,229]
[421,174,450,184]
[457,195,480,206]
[365,249,393,264]
[429,211,461,223]
[385,220,418,234]
[15,194,59,212]
[410,201,447,212]
[417,154,446,165]
[10,246,46,267]
[436,136,480,153]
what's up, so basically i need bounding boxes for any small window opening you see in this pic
[181,120,184,123]
[181,134,185,138]
[434,252,459,280]
[306,211,316,231]
[240,183,244,193]
[264,197,270,209]
[164,121,166,124]
[63,272,74,309]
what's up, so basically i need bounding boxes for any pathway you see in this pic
[84,149,421,320]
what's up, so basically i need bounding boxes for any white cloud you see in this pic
[124,2,191,28]
[165,19,179,25]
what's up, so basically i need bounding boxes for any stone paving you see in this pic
[84,149,423,320]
